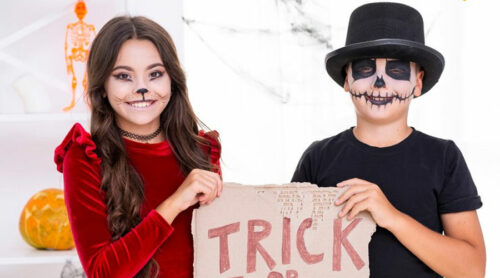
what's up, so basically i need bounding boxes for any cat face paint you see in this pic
[347,58,417,109]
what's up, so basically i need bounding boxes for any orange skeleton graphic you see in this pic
[63,0,96,111]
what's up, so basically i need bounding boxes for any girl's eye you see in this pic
[113,73,131,80]
[150,71,163,79]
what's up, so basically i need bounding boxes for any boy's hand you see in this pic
[335,178,402,229]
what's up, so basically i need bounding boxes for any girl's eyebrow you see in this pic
[112,65,132,71]
[112,63,165,71]
[146,63,165,70]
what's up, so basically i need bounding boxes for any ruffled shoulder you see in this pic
[199,130,221,170]
[54,123,101,172]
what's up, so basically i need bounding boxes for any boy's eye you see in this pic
[388,68,404,74]
[359,66,374,74]
[386,60,410,80]
[351,59,376,80]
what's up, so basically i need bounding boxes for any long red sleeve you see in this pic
[55,123,221,278]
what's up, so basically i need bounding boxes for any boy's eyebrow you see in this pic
[112,63,165,71]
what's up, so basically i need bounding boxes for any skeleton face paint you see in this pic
[352,59,376,80]
[346,58,417,109]
[386,60,410,80]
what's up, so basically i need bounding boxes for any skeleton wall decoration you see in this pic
[63,0,96,111]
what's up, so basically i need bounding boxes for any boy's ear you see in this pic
[414,68,425,97]
[343,65,350,92]
[344,75,350,92]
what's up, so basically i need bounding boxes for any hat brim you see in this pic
[325,38,445,95]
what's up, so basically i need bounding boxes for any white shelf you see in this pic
[0,112,89,122]
[0,248,78,265]
[0,236,79,265]
[0,244,80,277]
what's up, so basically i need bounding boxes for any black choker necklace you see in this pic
[118,126,162,142]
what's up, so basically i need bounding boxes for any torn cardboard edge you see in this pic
[192,182,376,278]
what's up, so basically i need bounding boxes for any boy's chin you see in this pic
[355,104,409,123]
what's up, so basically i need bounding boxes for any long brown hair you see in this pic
[86,16,216,277]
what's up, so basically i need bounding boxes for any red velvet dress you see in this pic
[54,123,221,278]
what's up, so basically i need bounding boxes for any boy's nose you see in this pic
[374,76,386,88]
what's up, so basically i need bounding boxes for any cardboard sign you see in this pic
[192,183,376,277]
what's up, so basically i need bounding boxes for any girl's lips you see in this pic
[126,100,156,109]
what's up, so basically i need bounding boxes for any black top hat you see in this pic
[325,2,445,95]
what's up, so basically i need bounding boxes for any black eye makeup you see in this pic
[112,70,165,81]
[150,70,164,79]
[386,60,410,80]
[351,58,376,80]
[113,73,131,81]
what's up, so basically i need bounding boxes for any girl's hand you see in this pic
[335,178,401,229]
[156,169,222,224]
[173,168,222,209]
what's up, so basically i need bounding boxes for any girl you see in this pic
[55,16,222,278]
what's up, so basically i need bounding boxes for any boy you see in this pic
[291,3,485,277]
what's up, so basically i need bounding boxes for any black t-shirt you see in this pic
[291,127,482,278]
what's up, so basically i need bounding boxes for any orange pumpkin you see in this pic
[19,188,75,250]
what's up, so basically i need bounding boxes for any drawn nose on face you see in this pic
[374,76,386,88]
[136,88,148,100]
[136,88,148,94]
